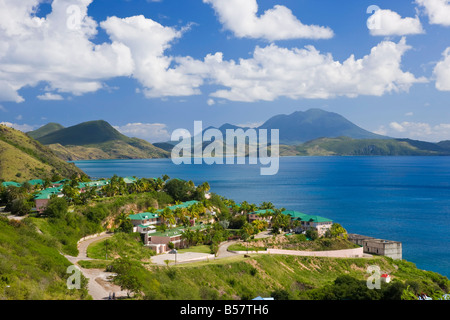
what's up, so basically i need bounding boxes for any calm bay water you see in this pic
[73,156,450,277]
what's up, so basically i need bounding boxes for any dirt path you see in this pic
[65,233,128,300]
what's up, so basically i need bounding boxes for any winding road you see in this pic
[64,233,128,300]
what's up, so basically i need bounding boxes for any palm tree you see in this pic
[188,205,200,224]
[174,208,185,224]
[160,207,175,229]
[181,229,194,248]
[260,201,275,210]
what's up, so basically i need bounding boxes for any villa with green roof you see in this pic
[283,210,333,237]
[248,209,274,225]
[34,186,64,213]
[143,224,207,254]
[127,200,204,253]
[247,209,333,237]
[128,212,160,233]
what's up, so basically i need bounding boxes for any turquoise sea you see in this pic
[73,156,450,278]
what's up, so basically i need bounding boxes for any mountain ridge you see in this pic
[257,108,389,145]
[0,125,86,181]
[28,120,170,160]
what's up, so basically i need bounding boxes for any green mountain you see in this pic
[279,137,450,156]
[258,109,389,145]
[27,122,65,140]
[437,140,450,151]
[0,125,86,181]
[33,120,169,160]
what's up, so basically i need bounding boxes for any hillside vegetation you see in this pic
[278,137,450,156]
[0,125,86,181]
[110,253,449,300]
[27,123,64,140]
[29,120,169,160]
[0,217,90,300]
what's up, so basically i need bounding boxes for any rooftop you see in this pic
[129,212,159,220]
[150,223,207,237]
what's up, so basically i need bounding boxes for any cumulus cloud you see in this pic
[0,0,428,105]
[376,121,450,142]
[203,0,334,41]
[114,122,171,143]
[434,47,450,91]
[0,121,36,132]
[101,15,203,99]
[37,93,65,101]
[416,0,450,26]
[177,38,426,102]
[368,9,424,36]
[0,0,134,102]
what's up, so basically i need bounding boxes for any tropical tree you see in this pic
[160,207,175,229]
[62,183,79,204]
[181,229,195,248]
[260,201,275,210]
[271,210,290,234]
[44,197,68,219]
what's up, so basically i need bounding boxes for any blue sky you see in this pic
[0,0,450,142]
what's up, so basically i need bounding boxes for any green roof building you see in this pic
[1,181,22,188]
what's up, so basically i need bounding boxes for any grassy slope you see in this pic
[47,140,170,160]
[0,217,90,300]
[36,120,170,160]
[0,125,86,181]
[279,137,449,156]
[143,254,449,300]
[27,123,64,140]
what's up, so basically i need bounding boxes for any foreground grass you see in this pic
[87,232,155,261]
[0,217,90,300]
[114,253,449,300]
[176,245,212,254]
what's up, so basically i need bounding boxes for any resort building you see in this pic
[1,181,22,188]
[128,212,160,233]
[34,186,64,213]
[248,209,274,225]
[348,234,403,260]
[284,211,333,237]
[246,209,333,237]
[143,224,207,254]
[127,200,203,253]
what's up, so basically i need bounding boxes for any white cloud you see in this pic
[206,98,215,106]
[114,122,171,143]
[235,121,263,128]
[434,47,450,91]
[101,15,203,98]
[203,0,334,41]
[0,0,133,102]
[0,121,35,132]
[405,112,414,116]
[368,9,424,36]
[386,121,450,141]
[178,38,426,102]
[37,92,64,101]
[416,0,450,26]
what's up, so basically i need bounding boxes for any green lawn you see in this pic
[176,245,212,254]
[86,232,155,261]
